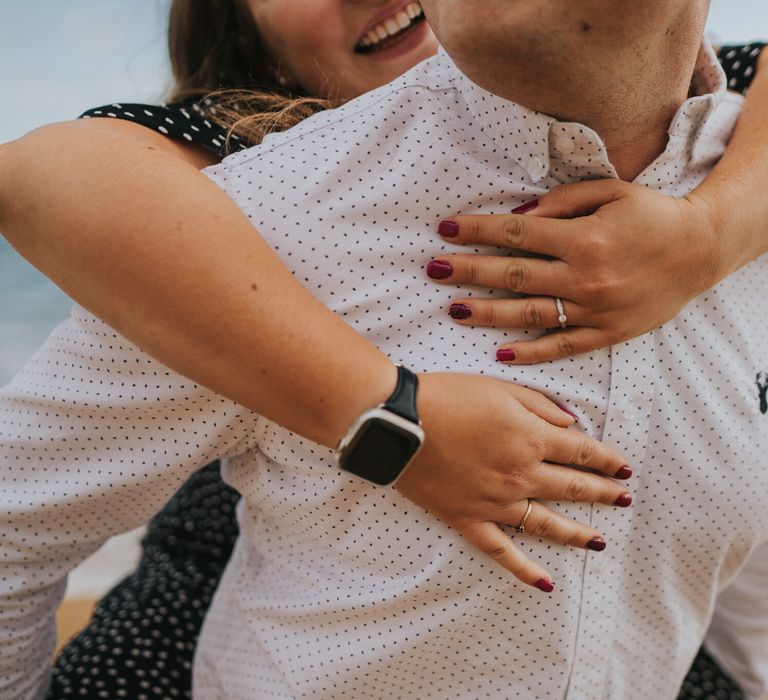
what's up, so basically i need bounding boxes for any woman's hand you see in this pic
[395,373,632,592]
[427,180,724,364]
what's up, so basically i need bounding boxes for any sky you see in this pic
[0,0,766,383]
[1,0,172,143]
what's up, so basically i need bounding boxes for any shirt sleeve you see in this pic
[0,306,258,699]
[705,541,768,700]
[717,42,766,95]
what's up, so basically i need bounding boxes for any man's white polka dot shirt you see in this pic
[1,43,767,700]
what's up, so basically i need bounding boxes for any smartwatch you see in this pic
[335,366,425,486]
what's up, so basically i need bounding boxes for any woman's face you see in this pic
[246,0,439,100]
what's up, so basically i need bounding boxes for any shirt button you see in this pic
[592,559,609,576]
[530,156,544,173]
[621,405,638,422]
[614,397,638,422]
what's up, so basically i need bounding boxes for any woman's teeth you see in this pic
[357,3,424,52]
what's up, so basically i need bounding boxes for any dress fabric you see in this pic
[79,100,247,158]
[48,464,239,700]
[33,41,765,700]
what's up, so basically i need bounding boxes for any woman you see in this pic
[0,1,764,697]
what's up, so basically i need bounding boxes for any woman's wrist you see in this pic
[1,120,400,454]
[680,186,735,292]
[684,48,768,286]
[317,359,400,449]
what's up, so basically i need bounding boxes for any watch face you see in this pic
[340,416,422,486]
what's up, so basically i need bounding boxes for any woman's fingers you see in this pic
[496,327,611,365]
[500,499,607,551]
[457,499,611,591]
[435,181,630,256]
[438,211,574,258]
[507,383,576,428]
[448,296,586,330]
[433,182,710,368]
[540,423,629,479]
[531,464,632,508]
[458,521,554,592]
[427,254,575,297]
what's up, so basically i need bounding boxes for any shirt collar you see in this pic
[435,47,556,182]
[434,41,727,185]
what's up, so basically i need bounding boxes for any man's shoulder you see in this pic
[218,55,454,172]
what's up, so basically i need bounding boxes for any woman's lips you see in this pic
[358,15,431,62]
[355,2,425,55]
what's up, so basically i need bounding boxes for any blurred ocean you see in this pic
[0,0,170,386]
[0,238,73,385]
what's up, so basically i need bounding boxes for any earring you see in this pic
[275,65,290,88]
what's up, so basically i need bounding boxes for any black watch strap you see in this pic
[382,366,420,424]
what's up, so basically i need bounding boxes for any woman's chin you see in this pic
[346,23,438,97]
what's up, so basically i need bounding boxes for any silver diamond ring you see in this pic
[555,297,567,329]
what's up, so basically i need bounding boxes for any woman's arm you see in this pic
[0,117,396,448]
[0,118,630,589]
[693,47,768,274]
[427,44,768,364]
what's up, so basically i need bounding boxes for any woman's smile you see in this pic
[248,0,438,99]
[355,2,427,56]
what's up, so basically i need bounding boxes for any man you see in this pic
[2,1,766,698]
[194,1,766,696]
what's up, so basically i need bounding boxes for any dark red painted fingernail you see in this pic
[449,303,472,320]
[614,493,633,508]
[426,260,454,279]
[438,220,460,237]
[496,348,517,362]
[615,466,633,480]
[558,405,578,421]
[587,537,607,552]
[535,578,555,593]
[512,200,539,215]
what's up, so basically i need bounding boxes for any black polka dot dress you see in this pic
[48,464,240,700]
[718,42,767,94]
[48,43,765,699]
[80,100,248,158]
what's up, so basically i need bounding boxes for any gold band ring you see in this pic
[515,499,534,534]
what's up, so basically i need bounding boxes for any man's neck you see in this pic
[450,8,707,181]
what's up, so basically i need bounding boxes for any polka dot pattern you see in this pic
[193,44,767,698]
[717,43,767,94]
[0,308,258,697]
[52,40,763,700]
[79,100,247,158]
[1,41,765,700]
[48,463,240,700]
[679,649,745,700]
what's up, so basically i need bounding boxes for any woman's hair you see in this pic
[167,0,338,150]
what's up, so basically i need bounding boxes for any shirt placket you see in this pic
[566,335,656,698]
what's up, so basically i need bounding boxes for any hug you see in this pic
[0,1,767,698]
